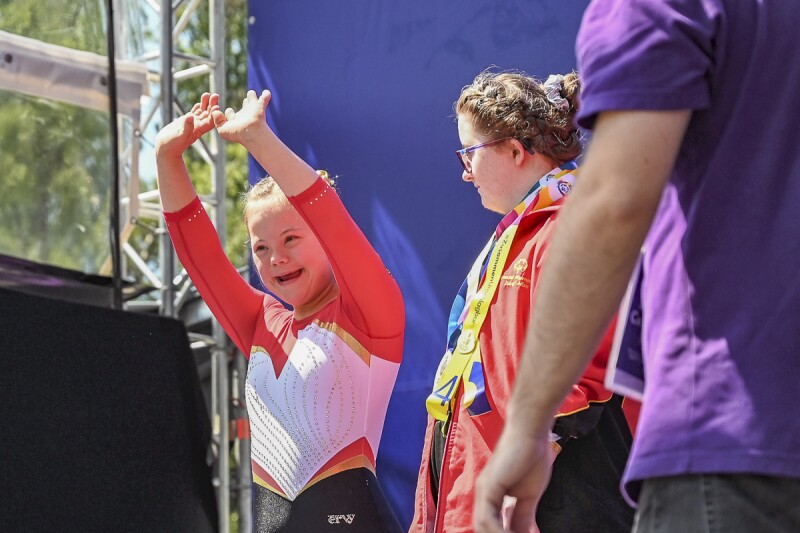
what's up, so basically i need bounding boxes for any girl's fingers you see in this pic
[260,90,271,106]
[190,102,202,114]
[182,114,195,134]
[211,108,226,127]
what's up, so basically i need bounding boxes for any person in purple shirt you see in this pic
[472,0,800,532]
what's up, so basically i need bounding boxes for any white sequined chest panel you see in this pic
[245,321,372,500]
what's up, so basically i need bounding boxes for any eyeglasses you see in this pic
[455,136,513,173]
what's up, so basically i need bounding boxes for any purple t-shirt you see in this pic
[576,0,800,503]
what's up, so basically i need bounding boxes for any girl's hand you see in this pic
[155,92,219,159]
[212,89,271,147]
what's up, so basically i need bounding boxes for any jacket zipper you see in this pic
[432,399,460,533]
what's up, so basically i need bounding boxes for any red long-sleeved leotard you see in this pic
[164,177,404,506]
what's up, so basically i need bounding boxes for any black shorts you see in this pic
[252,468,403,532]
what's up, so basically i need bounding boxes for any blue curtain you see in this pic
[246,1,589,527]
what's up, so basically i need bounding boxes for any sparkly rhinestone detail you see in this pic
[186,207,202,221]
[245,321,368,500]
[307,185,330,206]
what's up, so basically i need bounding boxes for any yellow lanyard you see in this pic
[426,223,519,421]
[425,163,578,422]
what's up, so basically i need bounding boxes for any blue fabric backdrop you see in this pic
[246,2,589,527]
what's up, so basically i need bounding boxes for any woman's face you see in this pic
[247,198,336,315]
[457,114,520,214]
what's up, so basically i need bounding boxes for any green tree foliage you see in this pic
[0,0,107,52]
[0,0,249,278]
[0,92,112,270]
[0,0,113,271]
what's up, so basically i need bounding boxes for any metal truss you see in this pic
[117,1,249,531]
[0,2,249,530]
[130,1,251,532]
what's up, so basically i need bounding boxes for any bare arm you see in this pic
[510,110,691,438]
[156,93,264,353]
[213,90,404,340]
[155,93,219,211]
[473,109,692,533]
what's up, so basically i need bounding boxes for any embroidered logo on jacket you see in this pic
[501,258,530,288]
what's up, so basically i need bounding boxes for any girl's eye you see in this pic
[253,244,268,254]
[285,235,298,244]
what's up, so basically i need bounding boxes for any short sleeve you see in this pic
[576,0,718,129]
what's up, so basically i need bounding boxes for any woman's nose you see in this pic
[462,169,473,182]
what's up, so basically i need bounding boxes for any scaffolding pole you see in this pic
[0,1,245,529]
[152,0,236,531]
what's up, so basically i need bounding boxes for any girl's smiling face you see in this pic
[247,198,337,317]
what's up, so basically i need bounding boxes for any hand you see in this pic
[155,92,219,159]
[212,89,271,147]
[474,428,554,533]
[501,497,541,533]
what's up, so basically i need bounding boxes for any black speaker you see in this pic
[0,287,218,532]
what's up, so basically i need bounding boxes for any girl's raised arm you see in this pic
[156,93,264,353]
[212,90,317,197]
[155,93,219,211]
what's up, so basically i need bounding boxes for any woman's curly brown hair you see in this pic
[455,69,582,165]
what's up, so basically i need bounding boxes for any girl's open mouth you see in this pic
[276,269,302,283]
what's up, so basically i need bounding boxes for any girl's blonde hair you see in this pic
[242,170,336,221]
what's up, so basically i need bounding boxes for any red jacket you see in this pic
[410,203,635,532]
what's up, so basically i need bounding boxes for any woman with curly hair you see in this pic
[409,70,635,533]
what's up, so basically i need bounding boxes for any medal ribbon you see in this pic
[426,162,578,422]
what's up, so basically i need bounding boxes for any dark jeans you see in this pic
[633,473,800,533]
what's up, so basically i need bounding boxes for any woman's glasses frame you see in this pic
[455,136,514,173]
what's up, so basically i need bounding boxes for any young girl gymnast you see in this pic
[155,90,404,532]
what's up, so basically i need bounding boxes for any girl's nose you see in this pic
[270,251,288,265]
